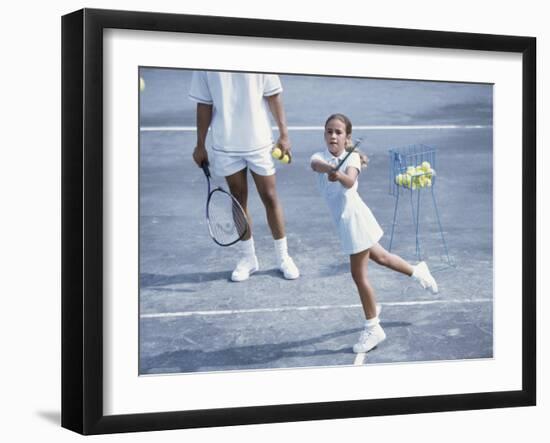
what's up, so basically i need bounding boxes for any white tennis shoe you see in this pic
[412,261,439,294]
[279,256,300,280]
[353,324,386,353]
[231,255,259,282]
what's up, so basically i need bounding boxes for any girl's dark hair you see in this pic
[325,113,369,167]
[325,113,352,135]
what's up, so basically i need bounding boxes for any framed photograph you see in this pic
[61,8,536,435]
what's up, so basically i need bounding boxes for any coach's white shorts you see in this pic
[211,147,276,177]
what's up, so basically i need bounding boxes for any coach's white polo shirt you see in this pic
[189,71,282,154]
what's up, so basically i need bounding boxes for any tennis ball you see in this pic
[421,161,431,172]
[406,166,416,175]
[281,154,290,164]
[272,147,282,159]
[395,174,403,186]
[139,77,145,92]
[426,177,432,187]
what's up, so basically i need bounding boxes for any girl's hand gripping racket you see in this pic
[201,163,249,247]
[333,138,363,172]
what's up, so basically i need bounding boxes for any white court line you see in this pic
[140,298,492,319]
[140,125,491,132]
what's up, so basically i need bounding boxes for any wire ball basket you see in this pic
[388,144,437,196]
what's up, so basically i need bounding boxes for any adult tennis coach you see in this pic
[189,71,300,282]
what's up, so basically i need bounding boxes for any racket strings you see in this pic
[207,190,248,245]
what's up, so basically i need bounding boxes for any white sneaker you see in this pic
[279,256,300,280]
[353,324,386,353]
[413,261,439,294]
[231,255,259,282]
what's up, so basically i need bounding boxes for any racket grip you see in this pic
[201,162,211,177]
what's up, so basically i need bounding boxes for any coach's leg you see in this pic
[251,171,299,279]
[225,168,252,240]
[225,168,258,281]
[250,171,285,239]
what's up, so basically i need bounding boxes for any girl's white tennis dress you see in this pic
[311,150,383,255]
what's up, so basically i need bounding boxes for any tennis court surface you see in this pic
[139,69,493,374]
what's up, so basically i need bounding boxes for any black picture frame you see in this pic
[61,8,536,435]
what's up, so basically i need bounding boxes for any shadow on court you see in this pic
[141,269,284,287]
[141,322,411,374]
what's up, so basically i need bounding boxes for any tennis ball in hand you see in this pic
[281,154,290,164]
[272,147,282,159]
[139,77,145,92]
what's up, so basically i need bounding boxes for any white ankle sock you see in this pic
[241,237,256,258]
[274,237,289,263]
[365,316,380,328]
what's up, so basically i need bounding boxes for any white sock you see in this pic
[274,237,289,263]
[365,316,380,328]
[240,237,256,259]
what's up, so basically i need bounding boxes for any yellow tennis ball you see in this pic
[281,154,290,164]
[421,161,431,172]
[272,147,282,159]
[139,77,145,92]
[406,166,416,175]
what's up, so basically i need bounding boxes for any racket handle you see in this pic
[334,138,363,171]
[201,162,211,178]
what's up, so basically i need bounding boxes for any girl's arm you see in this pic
[328,166,359,189]
[311,158,334,174]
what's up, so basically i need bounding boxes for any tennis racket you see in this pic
[201,163,249,247]
[334,138,363,172]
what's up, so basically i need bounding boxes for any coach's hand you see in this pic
[277,135,292,158]
[193,145,209,167]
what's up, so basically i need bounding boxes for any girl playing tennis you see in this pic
[310,114,438,353]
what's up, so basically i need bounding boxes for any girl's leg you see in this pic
[350,249,386,353]
[369,243,413,276]
[350,249,378,319]
[369,243,438,293]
